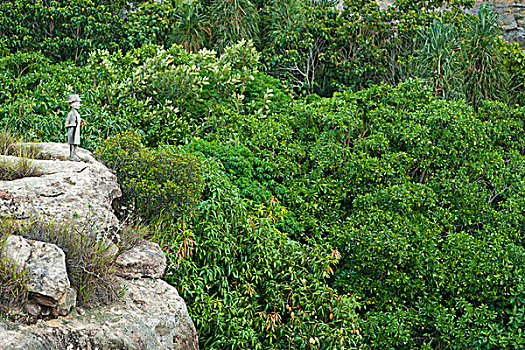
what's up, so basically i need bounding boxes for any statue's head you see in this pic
[67,94,81,110]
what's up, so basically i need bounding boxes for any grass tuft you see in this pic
[19,219,120,306]
[0,220,29,316]
[0,156,43,181]
[0,128,16,155]
[0,129,44,181]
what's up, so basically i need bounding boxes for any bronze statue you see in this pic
[66,94,81,161]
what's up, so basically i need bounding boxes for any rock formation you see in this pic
[3,235,75,317]
[0,143,199,350]
[0,275,199,350]
[0,142,121,230]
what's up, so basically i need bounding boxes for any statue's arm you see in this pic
[65,112,77,128]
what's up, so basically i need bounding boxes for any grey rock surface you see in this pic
[3,235,71,307]
[0,143,121,231]
[0,278,199,350]
[116,240,167,279]
[54,287,77,317]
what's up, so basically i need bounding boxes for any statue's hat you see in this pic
[67,94,81,104]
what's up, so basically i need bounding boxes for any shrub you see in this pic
[283,80,525,348]
[460,6,510,109]
[497,37,525,105]
[413,6,515,109]
[209,0,260,52]
[261,0,472,96]
[0,0,163,64]
[95,131,204,221]
[169,1,211,53]
[182,79,525,348]
[158,158,362,349]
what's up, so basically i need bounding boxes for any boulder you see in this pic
[3,235,71,310]
[54,287,77,317]
[0,143,121,232]
[116,240,167,279]
[0,278,199,350]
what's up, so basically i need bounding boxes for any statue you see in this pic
[66,94,82,162]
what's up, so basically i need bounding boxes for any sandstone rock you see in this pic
[116,240,167,279]
[3,235,70,306]
[0,143,121,232]
[0,142,199,348]
[0,278,199,350]
[54,287,77,317]
[24,142,98,164]
[24,300,41,317]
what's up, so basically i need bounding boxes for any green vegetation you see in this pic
[0,129,42,181]
[1,0,525,348]
[95,131,204,221]
[18,219,121,305]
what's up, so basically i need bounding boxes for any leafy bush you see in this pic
[0,1,125,63]
[95,131,204,221]
[0,0,164,64]
[88,40,262,145]
[209,0,260,52]
[157,158,362,349]
[280,81,525,348]
[177,78,525,348]
[260,0,473,96]
[0,41,283,151]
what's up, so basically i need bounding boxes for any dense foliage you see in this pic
[158,160,361,348]
[95,131,204,220]
[1,0,525,348]
[3,0,523,101]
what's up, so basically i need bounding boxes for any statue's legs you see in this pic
[69,145,80,161]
